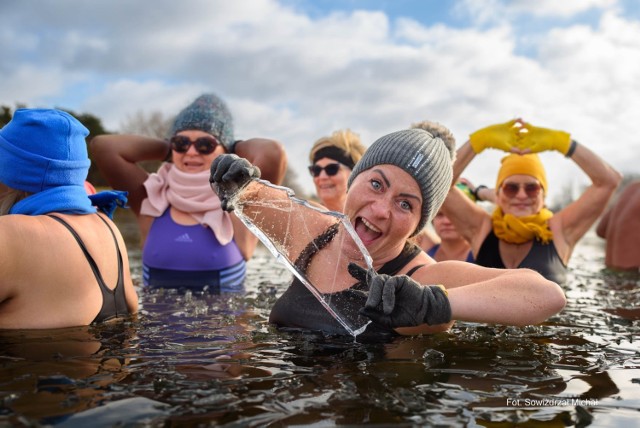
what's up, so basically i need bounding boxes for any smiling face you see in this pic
[171,130,226,173]
[497,174,545,217]
[311,157,351,211]
[432,211,464,242]
[344,164,422,265]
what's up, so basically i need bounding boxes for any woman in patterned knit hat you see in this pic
[210,127,566,336]
[90,93,286,291]
[440,118,621,283]
[308,129,366,212]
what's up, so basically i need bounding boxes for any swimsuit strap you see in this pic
[48,214,127,322]
[406,263,426,277]
[378,242,423,276]
[94,214,125,299]
[48,214,109,289]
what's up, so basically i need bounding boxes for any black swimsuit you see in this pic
[269,225,424,336]
[475,230,567,283]
[48,214,130,323]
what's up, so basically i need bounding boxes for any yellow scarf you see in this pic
[492,207,554,244]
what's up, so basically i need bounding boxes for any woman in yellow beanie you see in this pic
[440,118,622,283]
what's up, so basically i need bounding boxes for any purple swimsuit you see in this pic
[142,209,245,291]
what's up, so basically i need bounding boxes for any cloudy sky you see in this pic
[3,0,639,201]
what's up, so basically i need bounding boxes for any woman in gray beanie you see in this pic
[210,127,566,336]
[90,93,287,292]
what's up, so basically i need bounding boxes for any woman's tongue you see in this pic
[355,217,381,243]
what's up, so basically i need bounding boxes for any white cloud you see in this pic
[1,0,639,200]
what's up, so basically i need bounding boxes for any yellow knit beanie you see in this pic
[496,153,547,192]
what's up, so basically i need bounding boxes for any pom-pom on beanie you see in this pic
[348,128,455,236]
[171,93,235,151]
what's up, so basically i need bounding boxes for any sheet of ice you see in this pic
[229,179,373,336]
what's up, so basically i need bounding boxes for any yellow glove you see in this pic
[519,123,572,155]
[468,119,520,154]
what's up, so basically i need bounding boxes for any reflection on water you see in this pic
[1,212,639,427]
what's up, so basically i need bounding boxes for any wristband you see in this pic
[472,185,488,201]
[565,140,578,158]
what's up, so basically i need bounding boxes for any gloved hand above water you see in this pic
[518,122,572,155]
[468,119,521,154]
[348,263,451,329]
[210,154,261,211]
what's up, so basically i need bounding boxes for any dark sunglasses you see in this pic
[501,182,542,198]
[170,135,219,155]
[308,163,341,177]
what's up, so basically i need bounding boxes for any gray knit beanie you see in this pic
[348,128,455,236]
[170,93,234,151]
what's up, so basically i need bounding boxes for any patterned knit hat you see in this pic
[170,93,234,151]
[348,128,455,235]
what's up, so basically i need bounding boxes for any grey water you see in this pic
[0,209,638,427]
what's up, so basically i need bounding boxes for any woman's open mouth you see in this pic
[354,217,382,244]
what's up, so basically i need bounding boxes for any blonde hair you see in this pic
[308,129,366,166]
[0,188,29,216]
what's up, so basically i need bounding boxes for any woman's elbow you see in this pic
[532,280,566,324]
[603,168,623,193]
[547,281,567,315]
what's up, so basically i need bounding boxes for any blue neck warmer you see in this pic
[0,109,128,218]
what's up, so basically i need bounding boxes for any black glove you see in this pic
[348,263,451,329]
[209,154,261,211]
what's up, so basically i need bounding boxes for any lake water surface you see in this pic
[0,210,638,427]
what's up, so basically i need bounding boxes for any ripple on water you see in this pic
[1,241,640,426]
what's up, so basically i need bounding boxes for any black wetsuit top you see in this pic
[48,214,130,323]
[269,225,424,336]
[475,230,567,284]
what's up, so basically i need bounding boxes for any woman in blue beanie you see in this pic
[210,127,566,337]
[90,93,286,292]
[0,109,138,329]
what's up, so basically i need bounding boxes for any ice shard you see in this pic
[227,179,373,336]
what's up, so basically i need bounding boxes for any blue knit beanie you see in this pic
[348,128,455,236]
[170,93,235,151]
[0,108,91,192]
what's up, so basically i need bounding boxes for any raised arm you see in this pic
[440,120,522,252]
[234,138,288,186]
[90,135,169,215]
[439,185,492,255]
[553,142,621,249]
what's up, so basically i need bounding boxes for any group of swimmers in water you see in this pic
[0,93,636,335]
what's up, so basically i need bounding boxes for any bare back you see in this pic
[0,213,138,329]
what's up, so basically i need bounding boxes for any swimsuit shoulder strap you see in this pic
[48,214,128,322]
[48,214,108,288]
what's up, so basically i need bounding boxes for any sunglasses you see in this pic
[501,182,542,199]
[170,135,219,155]
[308,163,341,177]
